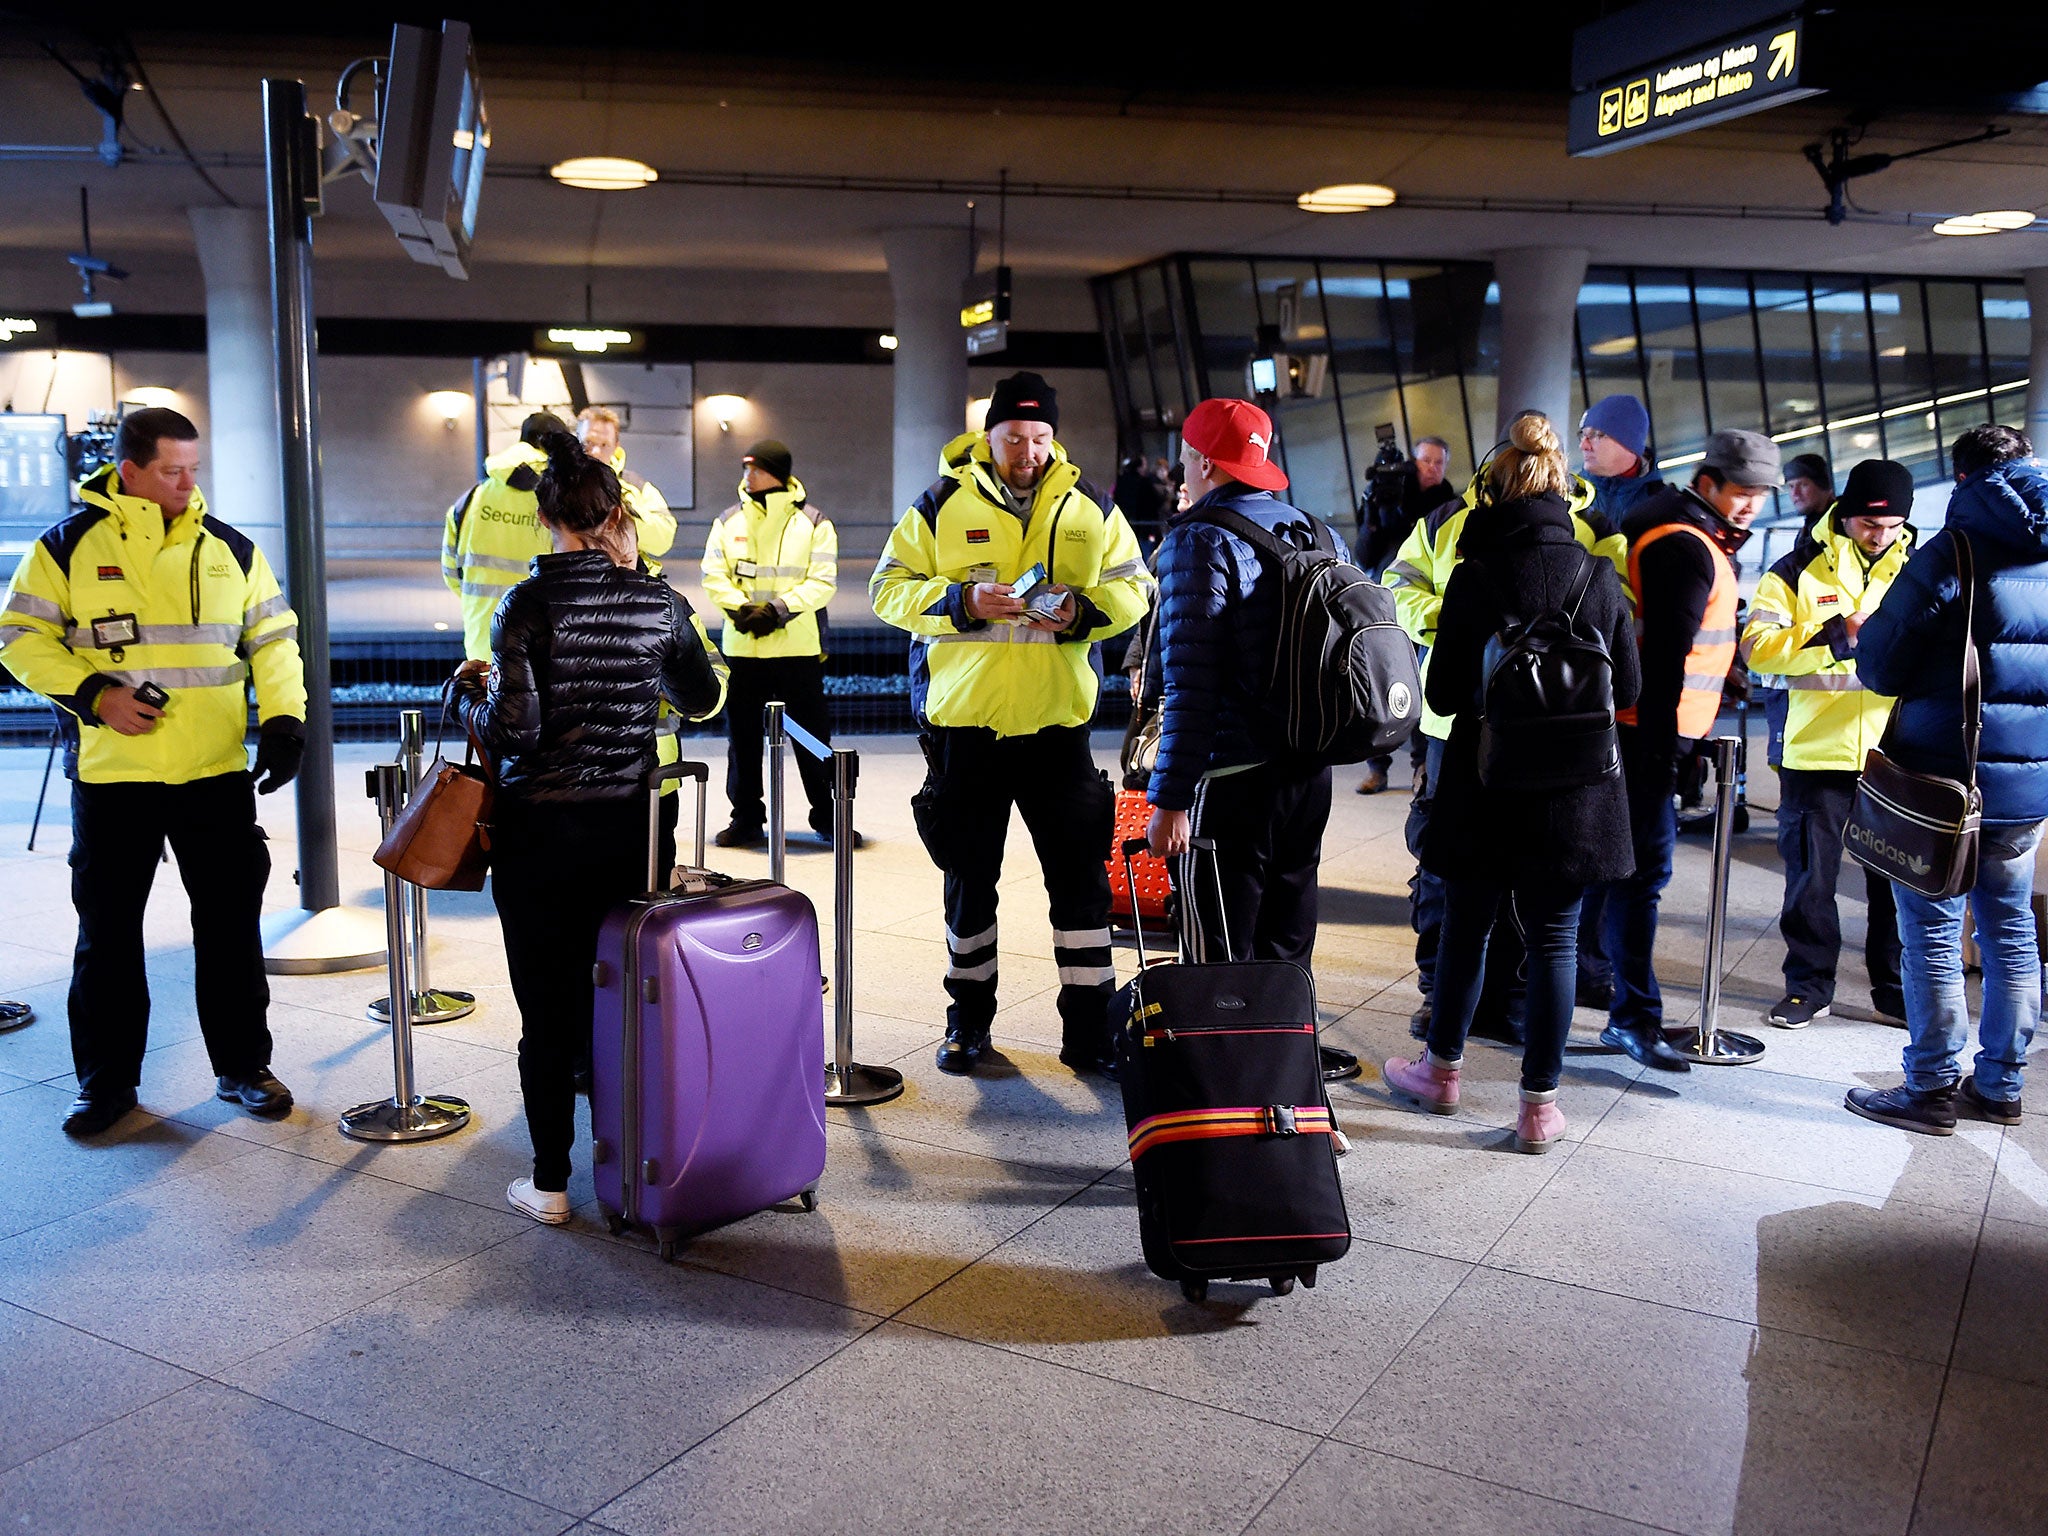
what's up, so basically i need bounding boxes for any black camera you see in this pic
[133,681,169,710]
[1357,423,1413,529]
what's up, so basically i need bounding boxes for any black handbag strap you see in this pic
[1955,530,1982,785]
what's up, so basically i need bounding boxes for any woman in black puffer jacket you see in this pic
[1383,413,1639,1153]
[454,430,726,1225]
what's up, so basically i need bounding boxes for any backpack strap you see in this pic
[1562,550,1599,623]
[1186,504,1323,560]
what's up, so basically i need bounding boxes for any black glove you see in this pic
[734,603,781,638]
[253,720,305,795]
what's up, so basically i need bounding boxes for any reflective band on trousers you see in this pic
[66,622,243,649]
[1618,520,1738,738]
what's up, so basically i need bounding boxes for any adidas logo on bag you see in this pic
[1848,822,1933,876]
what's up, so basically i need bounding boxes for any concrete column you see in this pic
[2025,268,2048,452]
[188,206,285,572]
[1491,246,1590,444]
[884,227,973,517]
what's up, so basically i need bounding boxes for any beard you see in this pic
[999,460,1043,493]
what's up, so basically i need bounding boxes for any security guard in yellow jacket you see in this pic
[1742,458,1914,1029]
[872,372,1150,1078]
[0,409,306,1138]
[701,439,844,845]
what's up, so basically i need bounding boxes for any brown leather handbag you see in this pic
[373,701,496,891]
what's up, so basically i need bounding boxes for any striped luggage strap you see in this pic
[1128,1104,1334,1160]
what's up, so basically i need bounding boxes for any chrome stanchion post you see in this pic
[766,700,788,888]
[821,743,903,1106]
[1671,735,1766,1066]
[341,763,472,1142]
[368,710,475,1026]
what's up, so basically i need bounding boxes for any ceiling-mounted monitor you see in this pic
[372,20,487,279]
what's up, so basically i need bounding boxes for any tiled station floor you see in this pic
[1,731,2043,1535]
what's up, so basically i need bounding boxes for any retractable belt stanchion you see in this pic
[368,709,476,1026]
[765,701,904,1106]
[1669,735,1766,1066]
[340,763,472,1142]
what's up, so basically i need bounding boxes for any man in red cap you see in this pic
[1145,397,1357,1080]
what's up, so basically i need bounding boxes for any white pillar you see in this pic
[884,227,973,518]
[1492,246,1590,444]
[188,206,286,572]
[2024,268,2048,452]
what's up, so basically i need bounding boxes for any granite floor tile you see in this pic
[593,1321,1315,1536]
[1987,1108,2048,1227]
[226,1225,872,1517]
[1337,1267,1942,1535]
[0,1300,197,1474]
[1324,1118,1584,1263]
[1948,1216,2048,1389]
[1910,1369,2048,1536]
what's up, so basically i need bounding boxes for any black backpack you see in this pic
[1187,506,1422,766]
[1475,552,1620,792]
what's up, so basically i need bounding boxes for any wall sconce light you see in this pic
[701,393,747,433]
[123,386,179,410]
[425,390,470,430]
[966,397,991,432]
[878,333,899,351]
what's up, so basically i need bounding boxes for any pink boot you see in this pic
[1383,1051,1461,1115]
[1515,1089,1567,1153]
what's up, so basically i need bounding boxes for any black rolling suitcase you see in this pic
[1114,837,1351,1303]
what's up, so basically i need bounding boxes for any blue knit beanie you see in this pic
[1580,394,1650,461]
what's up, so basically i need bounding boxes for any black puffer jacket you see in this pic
[457,550,726,802]
[1421,492,1640,888]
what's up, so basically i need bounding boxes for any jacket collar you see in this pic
[738,474,809,513]
[485,441,548,482]
[940,429,1079,517]
[77,465,208,542]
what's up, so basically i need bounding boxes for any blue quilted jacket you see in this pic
[1146,485,1313,811]
[1857,458,2048,825]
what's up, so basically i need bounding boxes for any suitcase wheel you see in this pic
[1269,1275,1296,1297]
[1179,1278,1208,1304]
[1298,1266,1318,1290]
[604,1213,626,1237]
[799,1187,819,1213]
[656,1234,678,1264]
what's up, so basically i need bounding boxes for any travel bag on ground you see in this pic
[591,761,827,1260]
[1113,837,1350,1302]
[1107,789,1173,929]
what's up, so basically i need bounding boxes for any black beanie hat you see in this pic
[1784,452,1832,490]
[985,371,1059,432]
[1837,459,1915,521]
[742,439,793,484]
[520,411,571,447]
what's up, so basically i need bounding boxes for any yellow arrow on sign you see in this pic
[1768,29,1797,80]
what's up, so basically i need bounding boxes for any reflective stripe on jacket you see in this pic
[0,466,306,784]
[870,430,1150,736]
[1619,520,1737,738]
[1741,517,1912,773]
[700,476,838,659]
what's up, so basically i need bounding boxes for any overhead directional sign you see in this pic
[1569,11,1820,157]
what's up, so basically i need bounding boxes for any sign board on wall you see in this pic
[0,413,71,580]
[1568,11,1818,156]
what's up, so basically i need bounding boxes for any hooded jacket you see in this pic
[1857,458,2048,824]
[870,430,1149,737]
[0,467,305,784]
[1145,484,1315,813]
[700,475,838,659]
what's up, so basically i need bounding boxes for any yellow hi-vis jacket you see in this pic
[1381,472,1627,740]
[700,477,838,659]
[441,441,678,662]
[1741,515,1914,773]
[871,431,1150,736]
[0,467,306,784]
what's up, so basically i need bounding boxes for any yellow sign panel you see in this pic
[1598,87,1623,135]
[1623,79,1650,128]
[1767,29,1796,80]
[960,299,995,329]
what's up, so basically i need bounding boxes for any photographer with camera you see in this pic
[1355,434,1455,795]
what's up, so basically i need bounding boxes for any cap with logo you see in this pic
[1181,397,1288,492]
[1836,458,1915,522]
[984,372,1059,432]
[742,439,793,484]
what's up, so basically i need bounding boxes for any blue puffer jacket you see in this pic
[1146,485,1312,811]
[1857,458,2048,824]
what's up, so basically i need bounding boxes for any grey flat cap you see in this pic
[1701,428,1784,488]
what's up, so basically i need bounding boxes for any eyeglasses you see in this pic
[1578,427,1608,443]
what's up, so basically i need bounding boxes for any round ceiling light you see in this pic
[1964,209,2037,230]
[1297,183,1397,214]
[549,156,658,191]
[1932,216,1999,236]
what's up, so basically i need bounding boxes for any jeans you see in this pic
[1428,877,1584,1093]
[1406,736,1446,996]
[1604,727,1679,1032]
[1895,820,2045,1101]
[1776,768,1901,1004]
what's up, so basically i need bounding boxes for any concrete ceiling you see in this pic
[1,18,2045,326]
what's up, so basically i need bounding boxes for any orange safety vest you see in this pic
[1617,520,1739,738]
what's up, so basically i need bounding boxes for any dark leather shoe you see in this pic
[713,823,765,849]
[1959,1077,2023,1125]
[811,824,867,849]
[1059,1042,1121,1081]
[1600,1022,1691,1073]
[1408,1002,1431,1042]
[62,1090,137,1138]
[217,1069,294,1118]
[1319,1045,1363,1082]
[1846,1082,1956,1135]
[936,1027,990,1075]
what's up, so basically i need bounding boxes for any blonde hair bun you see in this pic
[1508,412,1562,458]
[1486,412,1571,502]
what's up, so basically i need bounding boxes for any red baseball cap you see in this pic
[1182,397,1288,491]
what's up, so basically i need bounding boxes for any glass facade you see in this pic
[1096,257,2032,532]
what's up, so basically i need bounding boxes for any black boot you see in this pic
[936,1023,990,1075]
[1845,1083,1957,1136]
[1599,1022,1691,1073]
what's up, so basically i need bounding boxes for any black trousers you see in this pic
[915,725,1117,1048]
[1176,760,1333,967]
[68,771,272,1100]
[723,654,833,832]
[491,796,644,1191]
[1777,768,1903,1004]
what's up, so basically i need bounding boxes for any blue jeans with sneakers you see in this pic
[1894,819,2045,1103]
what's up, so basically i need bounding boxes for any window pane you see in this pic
[1983,282,2030,431]
[1184,259,1260,402]
[1269,398,1353,525]
[1870,279,1940,484]
[1813,278,1880,464]
[1322,263,1417,493]
[1254,259,1351,508]
[1116,272,1158,425]
[1459,269,1501,467]
[1695,270,1765,439]
[1134,263,1190,427]
[1927,281,1989,439]
[1631,269,1707,474]
[1577,268,1645,470]
[1753,273,1828,500]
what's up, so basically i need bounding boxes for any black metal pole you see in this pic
[263,78,340,913]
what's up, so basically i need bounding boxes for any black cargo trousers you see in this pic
[68,771,273,1102]
[912,724,1118,1052]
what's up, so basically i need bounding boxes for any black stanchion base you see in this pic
[825,1062,905,1106]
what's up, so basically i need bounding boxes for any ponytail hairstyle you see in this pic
[1485,411,1570,504]
[534,428,637,567]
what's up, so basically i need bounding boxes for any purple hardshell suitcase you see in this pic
[592,762,827,1259]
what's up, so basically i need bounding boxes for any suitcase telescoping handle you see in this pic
[1119,833,1232,971]
[645,761,711,893]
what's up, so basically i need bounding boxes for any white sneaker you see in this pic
[507,1178,570,1225]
